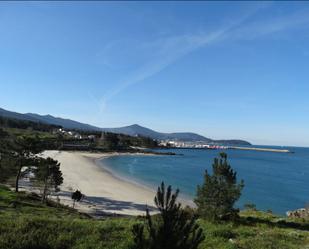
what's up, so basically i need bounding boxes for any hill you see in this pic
[102,124,213,142]
[0,107,251,145]
[0,108,102,131]
[26,113,102,131]
[0,107,39,123]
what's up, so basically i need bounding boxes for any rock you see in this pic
[228,238,236,244]
[286,208,309,219]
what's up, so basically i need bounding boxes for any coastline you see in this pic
[96,154,195,207]
[41,150,157,216]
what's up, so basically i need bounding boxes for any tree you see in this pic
[132,182,205,249]
[0,133,44,187]
[11,136,44,192]
[0,154,16,183]
[195,153,244,221]
[0,129,12,182]
[71,190,83,208]
[34,157,63,202]
[102,132,120,150]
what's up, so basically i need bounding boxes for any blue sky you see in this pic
[0,2,309,146]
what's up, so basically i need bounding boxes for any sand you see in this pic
[40,150,157,217]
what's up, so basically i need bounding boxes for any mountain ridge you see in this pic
[0,107,251,145]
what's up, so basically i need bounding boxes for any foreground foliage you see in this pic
[0,186,308,249]
[195,153,244,221]
[132,182,204,249]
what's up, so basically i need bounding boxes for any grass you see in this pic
[0,185,308,249]
[199,212,309,249]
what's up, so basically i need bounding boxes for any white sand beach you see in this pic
[40,150,157,217]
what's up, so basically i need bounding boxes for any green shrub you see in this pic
[195,153,244,221]
[131,182,205,249]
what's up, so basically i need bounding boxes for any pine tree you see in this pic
[0,129,11,182]
[195,153,244,221]
[132,182,205,249]
[34,157,63,202]
[11,136,44,192]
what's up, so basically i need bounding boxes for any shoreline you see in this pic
[95,155,195,207]
[93,156,158,197]
[41,150,158,217]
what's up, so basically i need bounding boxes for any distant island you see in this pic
[0,107,251,146]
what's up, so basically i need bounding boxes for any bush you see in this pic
[244,203,257,211]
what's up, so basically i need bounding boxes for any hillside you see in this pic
[0,108,102,131]
[0,117,159,152]
[0,185,308,249]
[26,113,102,131]
[102,124,213,142]
[0,107,251,145]
[0,108,40,123]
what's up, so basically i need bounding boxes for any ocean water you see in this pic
[100,147,309,215]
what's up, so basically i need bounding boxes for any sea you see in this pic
[99,146,309,215]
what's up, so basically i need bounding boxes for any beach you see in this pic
[40,150,157,216]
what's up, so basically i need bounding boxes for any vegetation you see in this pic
[195,153,244,221]
[0,185,308,249]
[1,117,309,248]
[87,131,158,150]
[0,116,158,153]
[244,203,257,211]
[71,190,83,208]
[0,117,160,194]
[33,157,63,202]
[2,135,44,192]
[131,182,204,249]
[0,129,14,182]
[0,116,61,132]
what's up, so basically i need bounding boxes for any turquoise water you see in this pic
[100,147,309,215]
